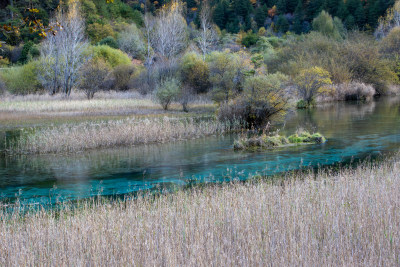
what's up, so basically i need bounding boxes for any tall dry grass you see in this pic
[0,91,213,114]
[8,117,238,154]
[1,159,400,266]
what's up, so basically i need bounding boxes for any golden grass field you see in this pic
[1,159,399,266]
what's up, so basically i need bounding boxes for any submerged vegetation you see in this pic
[234,130,326,150]
[1,158,400,265]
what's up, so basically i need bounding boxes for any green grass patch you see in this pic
[234,130,326,150]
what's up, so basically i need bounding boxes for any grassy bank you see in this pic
[0,91,216,130]
[7,117,238,154]
[1,159,400,266]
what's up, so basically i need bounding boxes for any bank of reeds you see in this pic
[7,117,239,154]
[0,91,213,114]
[1,159,400,266]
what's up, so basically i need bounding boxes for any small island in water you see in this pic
[234,130,327,150]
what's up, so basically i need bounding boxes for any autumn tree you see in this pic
[295,67,333,106]
[207,50,240,103]
[180,52,211,94]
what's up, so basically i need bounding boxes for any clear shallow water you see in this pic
[0,97,400,205]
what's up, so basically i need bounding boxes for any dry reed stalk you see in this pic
[8,117,238,154]
[0,160,399,266]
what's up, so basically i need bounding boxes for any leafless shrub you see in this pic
[387,84,400,95]
[336,82,376,101]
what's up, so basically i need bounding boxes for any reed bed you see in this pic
[0,91,213,114]
[8,117,237,154]
[1,160,400,266]
[0,98,155,113]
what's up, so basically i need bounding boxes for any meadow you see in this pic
[1,158,399,266]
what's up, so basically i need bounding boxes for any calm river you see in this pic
[1,97,399,205]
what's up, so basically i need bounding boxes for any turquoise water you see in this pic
[0,97,399,205]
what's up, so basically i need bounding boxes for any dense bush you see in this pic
[90,45,131,68]
[117,23,146,60]
[87,23,116,44]
[79,59,111,99]
[20,41,40,63]
[180,52,211,94]
[312,11,344,40]
[0,61,42,95]
[341,33,398,94]
[98,36,119,49]
[156,78,181,110]
[266,32,345,81]
[241,32,260,48]
[113,64,136,91]
[218,73,290,128]
[335,82,376,101]
[206,50,242,103]
[380,27,400,58]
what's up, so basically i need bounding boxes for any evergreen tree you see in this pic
[293,0,304,34]
[354,3,366,29]
[213,0,229,29]
[336,0,349,21]
[286,0,299,13]
[254,4,267,28]
[276,14,289,32]
[346,0,359,14]
[306,0,324,20]
[276,0,287,14]
[345,14,356,29]
[226,17,240,33]
[326,0,339,16]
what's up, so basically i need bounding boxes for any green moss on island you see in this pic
[234,130,326,150]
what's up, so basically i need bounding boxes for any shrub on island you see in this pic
[234,130,326,150]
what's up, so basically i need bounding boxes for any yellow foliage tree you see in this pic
[295,67,333,106]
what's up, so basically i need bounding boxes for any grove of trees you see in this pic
[1,0,400,128]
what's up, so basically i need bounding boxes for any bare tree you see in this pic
[196,2,217,60]
[38,0,87,97]
[144,13,155,68]
[151,1,187,60]
[59,0,87,96]
[38,29,61,95]
[117,23,146,59]
[375,0,400,39]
